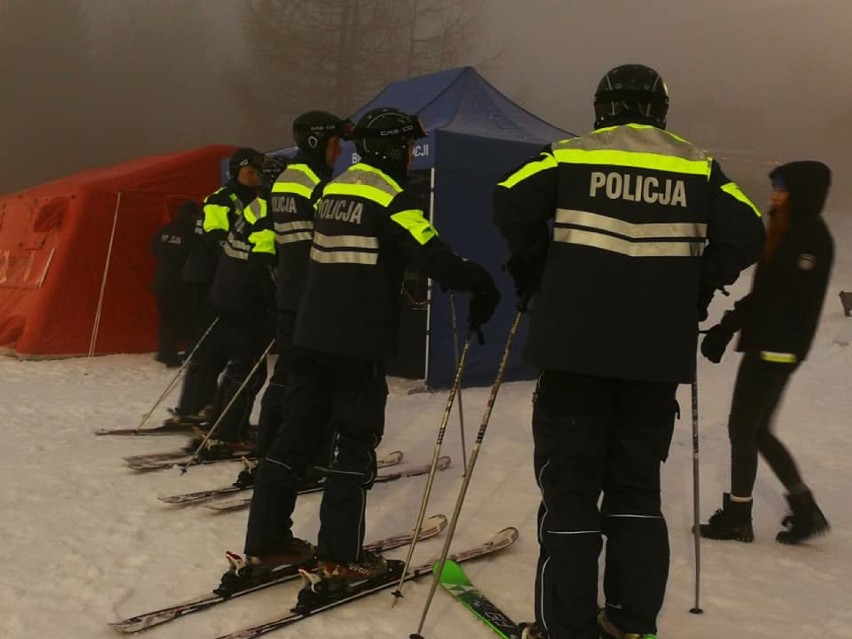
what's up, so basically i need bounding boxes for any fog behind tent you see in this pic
[1,0,849,208]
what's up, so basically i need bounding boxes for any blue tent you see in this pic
[277,66,571,387]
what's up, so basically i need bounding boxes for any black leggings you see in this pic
[728,351,803,497]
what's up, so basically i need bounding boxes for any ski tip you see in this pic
[492,527,520,546]
[425,514,449,531]
[382,450,404,463]
[436,456,451,470]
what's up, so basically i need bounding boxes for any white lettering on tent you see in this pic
[589,171,687,207]
[413,143,429,158]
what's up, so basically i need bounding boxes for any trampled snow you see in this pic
[1,209,849,639]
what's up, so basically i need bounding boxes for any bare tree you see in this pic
[235,0,486,146]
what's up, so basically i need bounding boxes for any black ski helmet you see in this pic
[293,111,352,159]
[228,147,265,179]
[353,107,426,167]
[594,64,669,129]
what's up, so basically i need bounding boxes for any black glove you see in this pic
[466,264,501,333]
[700,318,737,363]
[697,284,715,322]
[506,252,546,299]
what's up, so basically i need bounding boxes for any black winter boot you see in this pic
[776,491,830,544]
[699,493,754,542]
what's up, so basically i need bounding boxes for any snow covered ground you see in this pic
[1,209,850,639]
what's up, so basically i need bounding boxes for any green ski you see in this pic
[437,559,522,639]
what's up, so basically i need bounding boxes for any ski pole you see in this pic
[134,316,220,433]
[689,376,704,614]
[448,292,468,472]
[410,305,524,638]
[178,338,275,474]
[391,330,473,605]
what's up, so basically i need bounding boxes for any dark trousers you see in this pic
[177,285,227,417]
[212,311,274,443]
[154,289,186,361]
[255,311,296,458]
[728,351,802,497]
[532,371,677,639]
[244,349,387,562]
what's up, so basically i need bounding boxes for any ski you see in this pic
[210,526,519,639]
[438,559,522,638]
[108,513,448,634]
[95,423,196,437]
[157,451,405,505]
[124,448,252,471]
[205,455,452,512]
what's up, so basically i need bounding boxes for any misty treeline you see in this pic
[0,0,485,195]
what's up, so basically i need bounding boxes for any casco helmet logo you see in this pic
[377,123,415,137]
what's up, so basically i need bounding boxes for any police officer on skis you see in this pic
[493,64,766,639]
[247,111,352,474]
[232,107,501,594]
[206,150,277,451]
[171,148,267,429]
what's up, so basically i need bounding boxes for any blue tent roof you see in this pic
[351,66,567,144]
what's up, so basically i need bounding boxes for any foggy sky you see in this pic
[2,0,850,206]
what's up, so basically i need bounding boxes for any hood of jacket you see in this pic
[769,160,831,221]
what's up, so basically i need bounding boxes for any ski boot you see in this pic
[296,550,389,607]
[698,493,754,542]
[518,622,548,638]
[599,610,657,639]
[161,408,202,431]
[184,426,251,460]
[776,490,830,544]
[214,538,315,598]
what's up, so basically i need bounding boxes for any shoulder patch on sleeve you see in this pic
[798,253,816,270]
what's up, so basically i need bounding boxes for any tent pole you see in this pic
[87,191,122,368]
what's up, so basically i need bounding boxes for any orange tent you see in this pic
[0,145,236,357]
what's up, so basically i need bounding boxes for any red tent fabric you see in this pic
[0,145,236,357]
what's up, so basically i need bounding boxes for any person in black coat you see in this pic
[699,160,834,545]
[151,200,198,367]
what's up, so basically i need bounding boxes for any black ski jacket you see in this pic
[494,123,766,383]
[150,203,196,294]
[294,159,495,361]
[269,152,332,312]
[182,180,259,285]
[729,161,834,361]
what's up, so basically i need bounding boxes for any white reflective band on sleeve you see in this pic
[223,243,250,260]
